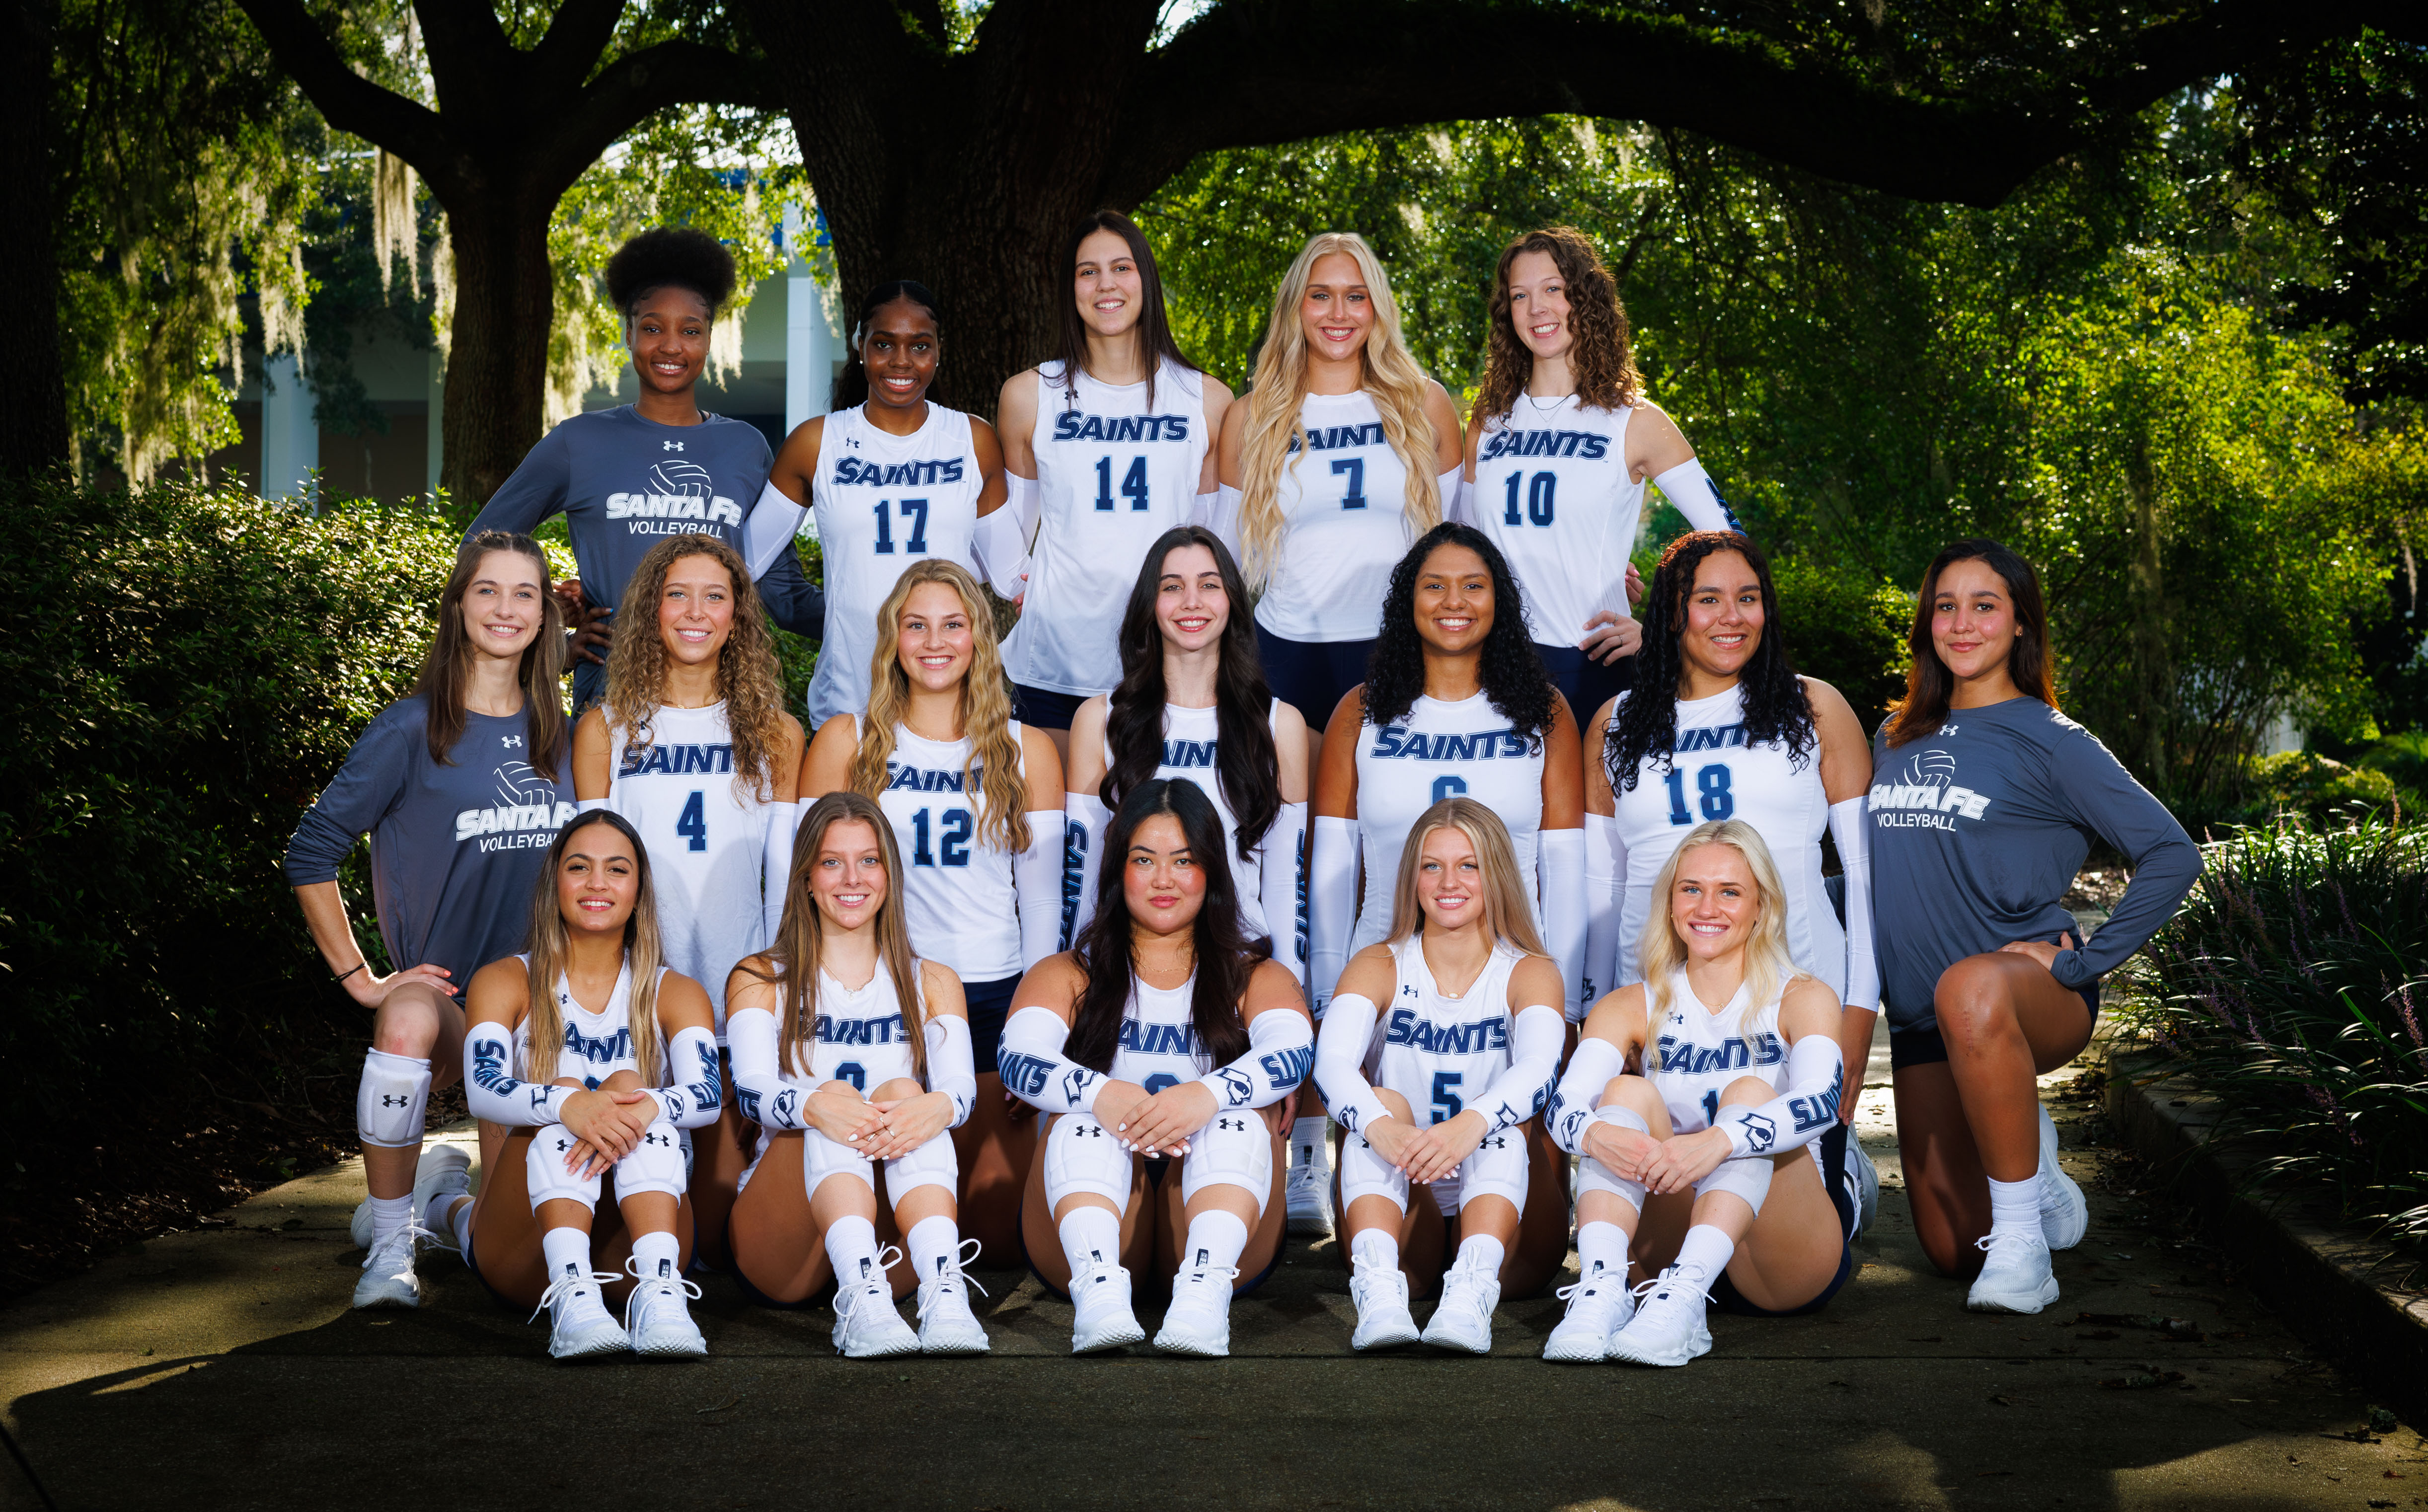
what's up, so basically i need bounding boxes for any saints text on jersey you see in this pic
[1049,412,1190,443]
[1383,1006,1511,1056]
[1477,428,1613,463]
[831,456,966,487]
[1655,1023,1785,1075]
[618,742,735,778]
[1368,725,1529,761]
[885,761,970,793]
[1286,422,1385,454]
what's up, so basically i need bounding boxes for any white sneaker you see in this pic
[1285,1163,1334,1237]
[832,1247,921,1359]
[1967,1230,2059,1314]
[349,1199,376,1251]
[2036,1105,2088,1251]
[1348,1261,1420,1352]
[1606,1265,1714,1367]
[1541,1264,1633,1362]
[351,1224,426,1309]
[1419,1253,1501,1354]
[412,1145,473,1252]
[916,1239,991,1356]
[1849,1138,1881,1237]
[532,1265,629,1359]
[1152,1264,1240,1358]
[1068,1258,1146,1354]
[622,1255,707,1358]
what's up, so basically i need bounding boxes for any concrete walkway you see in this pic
[2,1046,2417,1511]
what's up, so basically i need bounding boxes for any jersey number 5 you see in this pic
[1430,1070,1463,1125]
[1663,763,1735,825]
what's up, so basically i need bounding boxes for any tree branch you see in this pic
[231,0,447,169]
[529,0,629,101]
[537,39,770,190]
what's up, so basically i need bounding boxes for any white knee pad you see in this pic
[1180,1112,1274,1217]
[801,1128,876,1199]
[526,1125,603,1212]
[1455,1126,1529,1213]
[1338,1128,1410,1213]
[356,1050,431,1149]
[1576,1157,1647,1214]
[1694,1154,1775,1216]
[1043,1114,1132,1210]
[884,1128,959,1203]
[613,1120,686,1202]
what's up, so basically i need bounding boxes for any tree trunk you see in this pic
[441,201,557,507]
[8,0,72,477]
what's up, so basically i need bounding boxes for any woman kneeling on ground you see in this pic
[723,792,988,1358]
[1542,819,1851,1366]
[437,812,724,1360]
[1002,778,1312,1357]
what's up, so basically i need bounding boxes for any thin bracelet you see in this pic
[334,962,367,984]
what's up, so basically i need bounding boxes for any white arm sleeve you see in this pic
[1445,473,1473,525]
[1828,794,1880,1011]
[577,797,608,815]
[1062,788,1112,952]
[1311,991,1391,1135]
[742,479,811,581]
[925,1013,978,1129]
[761,800,799,945]
[644,1024,724,1130]
[1537,827,1587,1019]
[1205,483,1245,560]
[995,1005,1107,1115]
[1260,800,1308,984]
[464,1024,570,1128]
[1197,1006,1314,1111]
[1649,459,1743,536]
[1002,469,1040,535]
[1713,1034,1845,1158]
[1546,1034,1628,1154]
[1015,809,1065,970]
[1473,1002,1564,1134]
[1307,816,1361,1013]
[1434,464,1464,521]
[1192,489,1223,530]
[972,497,1033,600]
[1582,812,1626,1020]
[726,1005,809,1132]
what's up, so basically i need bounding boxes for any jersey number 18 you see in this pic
[1663,764,1735,825]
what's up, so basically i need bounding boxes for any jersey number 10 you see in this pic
[1501,470,1556,527]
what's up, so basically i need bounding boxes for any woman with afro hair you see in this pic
[468,227,826,714]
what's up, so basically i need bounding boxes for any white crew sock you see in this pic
[1057,1206,1122,1276]
[1577,1220,1630,1281]
[630,1230,680,1283]
[1987,1175,2041,1244]
[824,1214,882,1288]
[540,1226,591,1285]
[1293,1116,1332,1175]
[1453,1233,1505,1277]
[1349,1228,1399,1272]
[367,1193,412,1250]
[905,1215,960,1281]
[1673,1223,1735,1285]
[1179,1210,1250,1276]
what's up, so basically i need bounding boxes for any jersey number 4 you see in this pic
[676,790,708,852]
[1094,455,1149,511]
[871,498,930,554]
[1663,763,1735,825]
[1500,470,1556,527]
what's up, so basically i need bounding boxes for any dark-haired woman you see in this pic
[442,811,724,1359]
[744,279,1018,727]
[997,211,1233,761]
[1586,532,1879,1225]
[469,227,824,713]
[1872,540,2199,1314]
[724,793,988,1358]
[286,531,577,1311]
[1461,227,1740,723]
[1000,780,1312,1356]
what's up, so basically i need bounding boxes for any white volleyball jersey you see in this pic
[1106,699,1283,941]
[1350,691,1545,955]
[1254,390,1424,642]
[861,717,1026,983]
[1004,360,1209,696]
[1366,935,1523,1123]
[805,964,927,1093]
[804,403,987,725]
[1110,972,1213,1095]
[1648,972,1785,1136]
[604,700,771,1034]
[510,958,672,1090]
[1608,683,1843,998]
[1470,397,1640,649]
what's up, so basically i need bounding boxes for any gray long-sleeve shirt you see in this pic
[1869,697,2200,1034]
[284,698,575,995]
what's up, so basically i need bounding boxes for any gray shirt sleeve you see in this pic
[283,708,413,885]
[464,426,571,540]
[2045,725,2200,989]
[756,541,827,641]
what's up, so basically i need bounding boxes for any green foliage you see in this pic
[0,478,456,1125]
[1767,558,1910,738]
[2123,819,2428,1248]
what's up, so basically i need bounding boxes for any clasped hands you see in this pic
[1092,1079,1217,1157]
[1580,1114,1736,1196]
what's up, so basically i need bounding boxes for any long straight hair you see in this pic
[1885,538,2058,748]
[1473,226,1640,424]
[1383,797,1548,958]
[850,560,1030,854]
[746,792,927,1081]
[521,810,668,1088]
[1051,210,1197,412]
[1102,526,1278,861]
[1233,232,1442,590]
[1066,779,1266,1074]
[1638,819,1803,1073]
[411,530,566,772]
[602,534,788,802]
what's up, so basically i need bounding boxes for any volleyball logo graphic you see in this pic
[648,457,714,501]
[1899,748,1958,795]
[493,760,554,808]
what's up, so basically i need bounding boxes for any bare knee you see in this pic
[1374,1088,1415,1124]
[818,1080,863,1098]
[1717,1074,1773,1109]
[870,1077,922,1102]
[1934,956,2023,1042]
[370,986,446,1056]
[1602,1074,1669,1132]
[596,1069,644,1093]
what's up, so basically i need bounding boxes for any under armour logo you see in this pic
[503,736,523,748]
[662,440,685,452]
[379,1094,409,1107]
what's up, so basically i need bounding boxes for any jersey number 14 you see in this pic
[1094,456,1149,511]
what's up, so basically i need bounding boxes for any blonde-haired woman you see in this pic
[801,559,1063,1262]
[722,793,985,1356]
[443,812,724,1359]
[1541,819,1850,1367]
[1312,799,1567,1353]
[1212,231,1464,763]
[574,533,806,1268]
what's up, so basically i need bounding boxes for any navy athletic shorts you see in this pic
[1009,683,1090,731]
[1536,643,1634,729]
[1254,625,1376,728]
[1889,978,2101,1069]
[1709,1122,1857,1317]
[962,972,1020,1074]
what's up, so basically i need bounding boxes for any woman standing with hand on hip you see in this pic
[998,211,1233,759]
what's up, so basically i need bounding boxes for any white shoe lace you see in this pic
[926,1240,992,1308]
[1439,1264,1494,1328]
[529,1269,621,1327]
[1974,1230,2045,1269]
[1174,1265,1241,1309]
[368,1222,434,1283]
[622,1254,704,1334]
[1555,1274,1616,1315]
[1628,1263,1714,1320]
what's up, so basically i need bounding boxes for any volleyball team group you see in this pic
[285,212,2202,1366]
